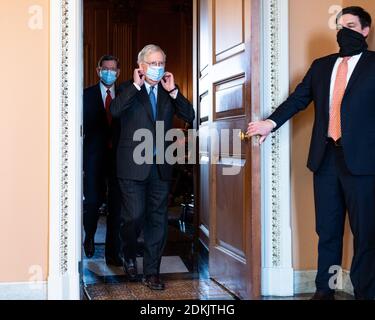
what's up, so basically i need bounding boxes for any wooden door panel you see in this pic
[93,9,110,62]
[112,23,135,81]
[215,163,246,254]
[214,75,246,119]
[199,0,210,74]
[214,0,244,60]
[197,0,260,299]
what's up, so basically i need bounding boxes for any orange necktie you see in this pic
[328,57,350,141]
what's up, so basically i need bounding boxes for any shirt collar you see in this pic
[100,81,115,95]
[338,52,363,61]
[144,81,158,93]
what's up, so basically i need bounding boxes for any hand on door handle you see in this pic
[246,120,275,145]
[239,130,261,144]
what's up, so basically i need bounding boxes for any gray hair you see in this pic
[137,44,166,64]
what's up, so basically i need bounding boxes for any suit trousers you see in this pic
[83,148,122,262]
[314,141,375,298]
[118,164,170,276]
[105,172,123,262]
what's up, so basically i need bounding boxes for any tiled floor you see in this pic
[83,241,236,300]
[82,216,355,301]
[85,278,236,300]
[83,214,237,300]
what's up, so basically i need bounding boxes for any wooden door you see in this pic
[197,0,261,299]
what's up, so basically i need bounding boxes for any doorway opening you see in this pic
[81,0,233,300]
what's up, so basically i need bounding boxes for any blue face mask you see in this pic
[146,66,165,82]
[100,70,117,86]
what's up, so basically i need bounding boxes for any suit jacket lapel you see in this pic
[344,50,370,98]
[323,54,339,120]
[139,85,155,122]
[95,83,105,111]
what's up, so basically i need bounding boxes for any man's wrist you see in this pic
[266,119,277,129]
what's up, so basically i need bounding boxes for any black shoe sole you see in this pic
[142,279,165,291]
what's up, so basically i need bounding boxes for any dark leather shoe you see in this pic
[310,291,335,300]
[123,259,138,281]
[83,236,95,258]
[142,275,165,290]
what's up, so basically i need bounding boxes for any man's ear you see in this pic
[117,69,121,77]
[96,67,101,77]
[362,26,370,38]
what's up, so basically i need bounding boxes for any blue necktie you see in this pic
[149,86,157,121]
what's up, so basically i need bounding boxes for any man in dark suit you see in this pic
[110,44,195,290]
[248,6,375,300]
[83,55,122,266]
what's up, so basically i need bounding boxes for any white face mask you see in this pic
[146,66,165,82]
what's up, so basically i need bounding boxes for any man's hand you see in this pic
[161,72,176,92]
[134,68,145,87]
[247,120,275,145]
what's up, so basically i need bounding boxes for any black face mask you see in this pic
[337,27,368,57]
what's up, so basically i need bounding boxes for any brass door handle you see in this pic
[239,131,261,144]
[239,131,250,141]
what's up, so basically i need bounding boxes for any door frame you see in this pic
[48,0,292,299]
[260,0,294,296]
[48,0,83,300]
[192,0,293,297]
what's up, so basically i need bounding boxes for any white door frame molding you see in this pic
[260,0,294,296]
[48,0,83,300]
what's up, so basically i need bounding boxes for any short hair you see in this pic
[97,55,120,69]
[336,6,372,29]
[137,44,166,64]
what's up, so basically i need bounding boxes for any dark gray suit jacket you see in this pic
[110,81,195,181]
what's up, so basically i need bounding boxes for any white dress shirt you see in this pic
[100,82,115,107]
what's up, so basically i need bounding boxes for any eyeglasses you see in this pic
[144,61,165,67]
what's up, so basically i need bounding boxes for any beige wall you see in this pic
[0,0,49,282]
[290,0,375,271]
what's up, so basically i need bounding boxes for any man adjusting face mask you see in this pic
[146,65,165,82]
[337,27,368,57]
